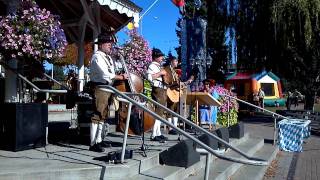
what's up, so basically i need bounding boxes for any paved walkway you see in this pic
[242,117,320,180]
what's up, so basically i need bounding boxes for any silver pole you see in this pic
[121,102,133,163]
[51,64,54,79]
[273,116,277,146]
[227,97,230,127]
[204,153,211,180]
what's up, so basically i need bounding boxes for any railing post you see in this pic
[204,153,211,180]
[121,102,133,163]
[273,115,277,146]
[196,148,212,180]
[227,96,230,127]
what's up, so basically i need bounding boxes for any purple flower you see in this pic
[0,0,67,62]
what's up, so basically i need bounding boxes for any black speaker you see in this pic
[0,103,48,151]
[228,122,244,139]
[215,127,229,150]
[198,131,219,150]
[159,139,200,168]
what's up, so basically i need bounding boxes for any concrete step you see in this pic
[48,111,76,123]
[0,143,161,180]
[230,143,279,180]
[128,133,250,180]
[186,137,264,180]
[128,165,184,180]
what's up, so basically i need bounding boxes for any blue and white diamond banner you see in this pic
[278,119,311,152]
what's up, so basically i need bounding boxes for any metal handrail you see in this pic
[219,93,288,119]
[1,61,67,94]
[16,72,67,94]
[218,93,292,145]
[43,73,70,90]
[98,85,268,166]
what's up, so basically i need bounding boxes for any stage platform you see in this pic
[0,128,255,180]
[0,131,182,180]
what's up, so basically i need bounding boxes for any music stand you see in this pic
[186,92,221,130]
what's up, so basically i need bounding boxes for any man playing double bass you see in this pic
[89,33,128,152]
[147,48,168,142]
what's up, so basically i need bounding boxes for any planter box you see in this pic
[0,103,48,151]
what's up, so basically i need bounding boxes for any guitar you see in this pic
[167,82,188,103]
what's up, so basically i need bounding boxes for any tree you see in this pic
[235,0,320,110]
[52,65,65,81]
[54,43,93,67]
[206,0,229,72]
[204,0,320,110]
[270,0,320,110]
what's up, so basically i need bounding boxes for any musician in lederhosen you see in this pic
[89,33,128,152]
[147,48,168,142]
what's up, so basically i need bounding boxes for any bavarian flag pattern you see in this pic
[278,119,311,152]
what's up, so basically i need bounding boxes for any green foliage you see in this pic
[52,65,65,81]
[184,0,207,19]
[270,0,320,109]
[143,80,152,99]
[217,109,238,127]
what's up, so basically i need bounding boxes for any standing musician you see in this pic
[166,56,180,135]
[166,57,197,134]
[147,48,168,142]
[89,33,128,152]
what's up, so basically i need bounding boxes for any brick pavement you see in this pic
[242,119,320,180]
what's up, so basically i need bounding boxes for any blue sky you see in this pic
[46,0,180,70]
[117,0,181,56]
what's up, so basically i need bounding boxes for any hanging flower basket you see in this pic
[0,0,67,63]
[120,30,152,77]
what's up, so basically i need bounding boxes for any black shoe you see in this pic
[159,135,168,141]
[151,136,166,143]
[151,136,162,141]
[168,130,177,135]
[98,141,112,148]
[89,143,105,152]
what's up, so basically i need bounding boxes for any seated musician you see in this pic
[89,33,128,152]
[199,79,219,131]
[147,48,168,142]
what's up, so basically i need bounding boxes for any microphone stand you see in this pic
[116,49,148,157]
[140,75,149,157]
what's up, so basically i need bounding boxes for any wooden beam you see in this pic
[48,0,66,18]
[101,6,125,25]
[93,1,101,35]
[59,0,80,17]
[79,0,96,27]
[64,29,78,43]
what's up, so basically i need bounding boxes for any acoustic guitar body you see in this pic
[167,88,180,103]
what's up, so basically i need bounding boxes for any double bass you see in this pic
[114,52,155,135]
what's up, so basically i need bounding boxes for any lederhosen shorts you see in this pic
[151,86,167,119]
[90,82,112,123]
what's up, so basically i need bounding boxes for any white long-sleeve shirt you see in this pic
[147,61,165,88]
[90,50,116,85]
